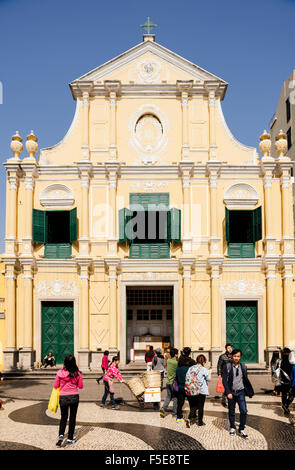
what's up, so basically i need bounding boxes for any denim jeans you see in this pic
[228,389,247,431]
[102,380,115,406]
[162,384,177,414]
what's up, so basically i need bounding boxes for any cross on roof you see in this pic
[140,17,157,35]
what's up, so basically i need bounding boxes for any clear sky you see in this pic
[0,0,294,253]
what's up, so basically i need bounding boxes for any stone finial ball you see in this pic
[275,129,287,157]
[26,130,38,157]
[10,131,23,157]
[259,130,271,157]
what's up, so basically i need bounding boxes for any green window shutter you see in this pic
[253,206,262,242]
[33,209,46,243]
[45,244,72,259]
[130,193,169,210]
[169,208,181,242]
[228,243,255,258]
[69,208,77,243]
[225,207,230,242]
[130,243,169,259]
[119,208,132,243]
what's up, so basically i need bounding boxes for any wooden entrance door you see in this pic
[226,301,258,363]
[42,301,74,364]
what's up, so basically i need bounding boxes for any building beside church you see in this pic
[0,262,5,371]
[2,31,295,372]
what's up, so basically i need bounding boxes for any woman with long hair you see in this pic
[175,353,191,423]
[53,355,83,447]
[186,354,211,428]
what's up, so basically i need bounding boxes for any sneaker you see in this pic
[239,430,248,439]
[176,418,185,423]
[112,405,120,410]
[282,404,290,415]
[160,408,166,418]
[96,379,101,385]
[100,403,106,408]
[186,419,191,428]
[56,435,64,447]
[229,428,236,436]
[66,439,76,446]
[221,398,227,408]
[198,422,206,426]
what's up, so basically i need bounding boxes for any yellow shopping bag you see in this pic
[48,387,60,413]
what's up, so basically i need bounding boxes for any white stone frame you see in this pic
[221,295,264,365]
[40,184,74,208]
[119,281,180,365]
[35,296,79,364]
[224,183,259,209]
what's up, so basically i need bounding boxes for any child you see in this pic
[100,356,123,410]
[96,350,110,384]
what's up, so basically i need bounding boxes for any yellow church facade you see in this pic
[2,34,295,371]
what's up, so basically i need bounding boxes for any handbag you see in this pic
[216,376,225,394]
[48,387,60,413]
[172,379,179,393]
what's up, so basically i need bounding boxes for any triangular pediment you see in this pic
[70,39,227,87]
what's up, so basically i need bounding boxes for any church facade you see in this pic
[2,33,295,371]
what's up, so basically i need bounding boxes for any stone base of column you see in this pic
[3,348,18,372]
[18,348,35,371]
[78,349,91,372]
[90,351,104,371]
[210,347,223,369]
[265,347,280,367]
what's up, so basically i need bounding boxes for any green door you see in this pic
[226,301,258,363]
[42,302,74,364]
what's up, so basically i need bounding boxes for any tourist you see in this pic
[54,355,83,447]
[164,347,171,367]
[96,350,110,384]
[222,348,254,438]
[160,348,178,418]
[145,346,155,371]
[182,347,196,366]
[217,343,233,407]
[152,348,165,389]
[43,352,56,368]
[186,354,211,428]
[279,347,292,415]
[175,352,191,423]
[286,351,295,410]
[100,356,123,410]
[270,350,281,396]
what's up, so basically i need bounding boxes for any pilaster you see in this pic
[104,80,121,160]
[179,160,194,253]
[78,82,93,159]
[105,160,120,255]
[2,259,18,371]
[207,161,222,257]
[180,256,195,347]
[77,160,93,256]
[261,158,277,256]
[208,258,223,366]
[177,80,193,159]
[105,257,120,351]
[205,81,220,161]
[76,258,91,371]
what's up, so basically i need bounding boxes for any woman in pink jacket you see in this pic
[54,355,83,447]
[100,356,123,410]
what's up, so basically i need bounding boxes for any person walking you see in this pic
[54,355,83,447]
[175,353,191,423]
[186,354,211,428]
[279,347,292,415]
[145,346,155,371]
[270,350,281,397]
[152,348,165,388]
[96,350,110,384]
[182,347,196,367]
[100,356,124,410]
[222,348,254,438]
[160,348,178,418]
[217,344,232,407]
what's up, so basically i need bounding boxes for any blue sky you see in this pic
[0,0,294,253]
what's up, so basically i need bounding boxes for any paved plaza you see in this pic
[1,375,295,451]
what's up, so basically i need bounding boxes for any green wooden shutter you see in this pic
[33,209,46,243]
[169,208,181,242]
[45,244,72,259]
[225,207,230,242]
[69,208,77,243]
[228,243,255,258]
[130,193,169,210]
[130,243,169,259]
[253,206,262,242]
[119,208,133,243]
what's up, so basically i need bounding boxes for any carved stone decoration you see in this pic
[40,184,74,207]
[123,272,177,281]
[137,59,161,83]
[129,104,169,165]
[35,279,79,296]
[220,279,265,295]
[130,181,168,192]
[224,183,259,208]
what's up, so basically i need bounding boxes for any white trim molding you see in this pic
[224,183,259,208]
[40,184,75,208]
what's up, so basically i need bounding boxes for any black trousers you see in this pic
[187,394,206,423]
[281,383,291,407]
[59,395,79,440]
[177,389,186,419]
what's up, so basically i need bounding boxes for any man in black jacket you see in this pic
[217,344,232,407]
[222,349,254,439]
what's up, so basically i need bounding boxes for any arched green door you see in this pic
[42,301,74,364]
[226,301,258,363]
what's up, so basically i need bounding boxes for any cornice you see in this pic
[120,259,180,270]
[36,259,77,269]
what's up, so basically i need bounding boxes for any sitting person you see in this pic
[43,352,56,368]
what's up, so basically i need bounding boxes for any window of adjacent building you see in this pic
[166,309,173,320]
[32,208,77,259]
[287,127,292,150]
[136,309,163,321]
[286,97,291,123]
[119,193,181,259]
[225,207,262,258]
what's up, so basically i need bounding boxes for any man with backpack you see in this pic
[222,348,254,439]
